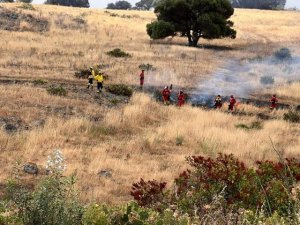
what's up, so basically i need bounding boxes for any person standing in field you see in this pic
[270,94,278,110]
[228,95,236,111]
[214,95,222,109]
[162,86,171,105]
[140,69,145,89]
[94,72,104,93]
[178,90,185,107]
[87,67,94,89]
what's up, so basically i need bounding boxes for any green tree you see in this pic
[45,0,90,8]
[135,0,155,10]
[231,0,286,9]
[0,0,14,2]
[147,0,236,47]
[106,0,131,9]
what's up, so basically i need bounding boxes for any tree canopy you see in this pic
[147,0,236,47]
[45,0,89,8]
[231,0,286,10]
[106,0,132,10]
[135,0,155,10]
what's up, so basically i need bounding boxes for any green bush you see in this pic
[283,110,300,123]
[106,48,131,58]
[47,85,67,96]
[146,20,175,40]
[106,84,133,97]
[6,155,83,225]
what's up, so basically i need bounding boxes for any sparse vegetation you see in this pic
[235,120,263,130]
[106,84,133,97]
[33,79,47,85]
[138,63,156,71]
[17,3,35,10]
[106,48,131,58]
[283,110,300,123]
[47,85,67,96]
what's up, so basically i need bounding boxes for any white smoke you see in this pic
[192,49,300,102]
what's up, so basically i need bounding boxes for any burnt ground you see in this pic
[0,76,299,134]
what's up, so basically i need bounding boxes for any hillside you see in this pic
[0,3,299,204]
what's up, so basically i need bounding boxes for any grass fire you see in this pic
[0,1,300,224]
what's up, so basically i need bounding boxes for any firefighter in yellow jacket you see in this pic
[94,72,104,93]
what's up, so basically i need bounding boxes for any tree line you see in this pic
[106,0,286,10]
[0,0,287,10]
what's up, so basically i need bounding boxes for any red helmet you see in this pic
[231,95,234,98]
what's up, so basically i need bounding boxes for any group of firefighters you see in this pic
[140,69,279,110]
[87,67,104,93]
[214,94,278,110]
[87,68,279,110]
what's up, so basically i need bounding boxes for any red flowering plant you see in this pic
[130,178,168,211]
[131,154,300,219]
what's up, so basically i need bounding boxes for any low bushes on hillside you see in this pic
[106,84,133,97]
[3,153,300,224]
[47,85,67,96]
[131,153,300,223]
[283,110,300,123]
[106,48,131,58]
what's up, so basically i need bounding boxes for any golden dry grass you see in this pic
[0,3,299,204]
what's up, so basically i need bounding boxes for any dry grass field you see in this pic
[0,3,299,204]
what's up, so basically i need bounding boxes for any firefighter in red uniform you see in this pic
[270,94,278,110]
[214,95,222,109]
[162,86,171,105]
[140,70,145,89]
[228,95,236,111]
[178,90,185,107]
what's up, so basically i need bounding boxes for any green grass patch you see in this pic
[106,48,131,58]
[235,121,263,130]
[106,84,133,97]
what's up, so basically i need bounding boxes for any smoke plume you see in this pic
[191,48,300,105]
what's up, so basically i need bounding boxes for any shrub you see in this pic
[131,179,167,211]
[33,79,47,85]
[132,154,300,219]
[106,48,131,58]
[146,20,175,40]
[138,63,156,71]
[47,85,67,96]
[106,84,133,97]
[274,48,292,61]
[283,110,300,123]
[235,121,263,130]
[17,3,35,10]
[175,135,184,146]
[6,152,83,225]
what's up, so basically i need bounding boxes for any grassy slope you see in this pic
[0,3,299,203]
